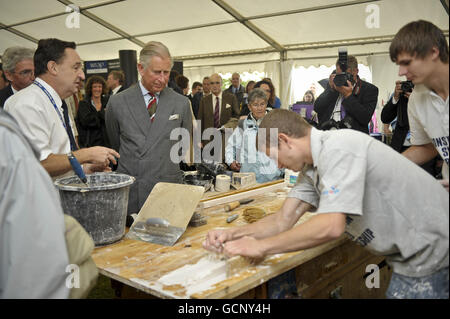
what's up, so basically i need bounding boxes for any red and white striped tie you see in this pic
[147,93,157,122]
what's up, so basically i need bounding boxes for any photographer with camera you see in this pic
[381,80,414,152]
[314,51,379,134]
[381,80,439,177]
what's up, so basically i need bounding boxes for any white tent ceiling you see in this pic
[1,0,448,115]
[1,0,448,67]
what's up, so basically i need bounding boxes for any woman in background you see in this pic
[240,79,276,117]
[76,75,110,148]
[302,90,315,104]
[262,77,281,109]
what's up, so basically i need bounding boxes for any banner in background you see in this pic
[85,61,108,75]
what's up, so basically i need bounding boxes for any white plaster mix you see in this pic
[156,256,228,296]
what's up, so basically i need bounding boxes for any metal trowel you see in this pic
[126,182,205,246]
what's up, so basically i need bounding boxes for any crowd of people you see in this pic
[0,19,448,299]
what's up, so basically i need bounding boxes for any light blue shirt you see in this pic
[225,113,283,183]
[139,81,160,107]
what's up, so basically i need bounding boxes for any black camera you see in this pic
[319,118,353,131]
[333,48,354,87]
[401,80,414,93]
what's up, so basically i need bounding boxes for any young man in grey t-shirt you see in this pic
[203,109,449,299]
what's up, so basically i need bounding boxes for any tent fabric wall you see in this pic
[280,60,295,108]
[1,0,448,109]
[183,66,214,88]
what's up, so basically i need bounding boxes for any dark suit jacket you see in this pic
[224,84,245,106]
[197,92,239,145]
[191,91,204,119]
[106,84,192,214]
[314,79,379,134]
[76,96,110,148]
[116,85,125,94]
[381,95,409,152]
[0,85,14,108]
[108,85,126,97]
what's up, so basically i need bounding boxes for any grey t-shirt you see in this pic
[289,128,449,277]
[0,109,70,298]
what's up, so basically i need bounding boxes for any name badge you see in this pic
[169,114,180,120]
[225,104,231,109]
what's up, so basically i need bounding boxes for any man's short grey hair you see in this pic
[248,88,268,104]
[139,41,173,69]
[2,47,35,72]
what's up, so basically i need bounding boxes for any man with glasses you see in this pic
[0,46,35,108]
[197,73,240,162]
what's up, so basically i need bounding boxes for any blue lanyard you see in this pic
[33,80,75,150]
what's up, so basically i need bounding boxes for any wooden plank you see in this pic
[200,179,286,208]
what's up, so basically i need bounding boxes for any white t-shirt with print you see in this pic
[407,84,449,179]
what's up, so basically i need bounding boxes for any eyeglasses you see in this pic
[210,81,221,85]
[14,69,34,78]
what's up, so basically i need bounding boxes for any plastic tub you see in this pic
[54,172,135,246]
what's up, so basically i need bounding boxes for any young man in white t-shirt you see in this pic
[389,20,449,190]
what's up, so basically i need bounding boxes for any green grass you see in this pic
[87,274,116,299]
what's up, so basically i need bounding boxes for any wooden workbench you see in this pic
[92,181,391,299]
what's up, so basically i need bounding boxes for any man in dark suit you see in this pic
[197,73,240,162]
[381,80,411,152]
[314,55,379,134]
[0,46,35,108]
[106,70,125,96]
[106,41,192,221]
[188,81,202,118]
[381,80,438,177]
[224,72,245,106]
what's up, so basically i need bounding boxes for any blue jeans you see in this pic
[267,269,297,299]
[386,267,449,299]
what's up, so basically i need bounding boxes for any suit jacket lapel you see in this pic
[126,84,151,136]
